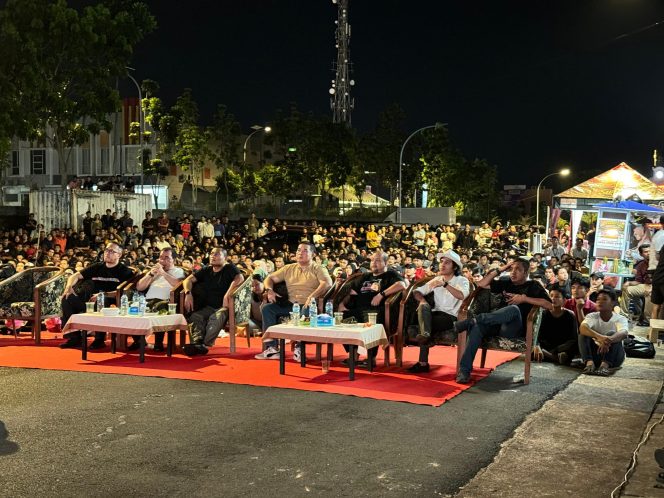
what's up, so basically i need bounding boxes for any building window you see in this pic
[30,149,46,175]
[11,151,19,176]
[100,148,110,175]
[80,148,91,175]
[124,145,139,174]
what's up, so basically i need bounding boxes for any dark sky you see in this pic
[126,1,664,189]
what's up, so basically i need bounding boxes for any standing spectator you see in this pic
[120,211,133,229]
[157,212,170,234]
[141,211,158,235]
[571,238,588,263]
[247,213,259,240]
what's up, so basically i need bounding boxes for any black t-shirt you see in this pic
[80,262,135,293]
[348,270,404,311]
[193,264,241,308]
[539,309,577,347]
[490,278,551,334]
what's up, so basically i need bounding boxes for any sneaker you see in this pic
[407,362,430,373]
[456,371,471,384]
[557,352,569,365]
[88,340,106,350]
[255,346,280,360]
[59,339,82,349]
[217,331,229,338]
[357,358,376,370]
[293,346,301,362]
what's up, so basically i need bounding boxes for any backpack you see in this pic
[623,335,656,359]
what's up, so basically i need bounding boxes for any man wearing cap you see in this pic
[408,250,470,373]
[452,258,552,384]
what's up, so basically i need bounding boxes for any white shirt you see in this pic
[649,229,664,271]
[581,312,628,338]
[146,267,186,300]
[415,275,470,316]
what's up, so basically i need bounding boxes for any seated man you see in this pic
[255,242,332,360]
[453,258,552,384]
[134,247,186,351]
[564,278,596,330]
[579,288,628,376]
[60,242,135,349]
[535,288,578,365]
[408,250,470,373]
[181,247,244,356]
[338,250,408,368]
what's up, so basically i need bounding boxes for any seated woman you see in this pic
[535,288,578,365]
[579,288,628,376]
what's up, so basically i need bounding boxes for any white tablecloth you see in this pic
[62,312,188,337]
[263,323,388,351]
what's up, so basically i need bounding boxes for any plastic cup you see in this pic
[334,312,344,325]
[85,302,95,314]
[168,303,177,315]
[290,312,300,325]
[321,360,330,374]
[367,312,378,325]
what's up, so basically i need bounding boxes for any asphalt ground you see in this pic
[0,356,579,497]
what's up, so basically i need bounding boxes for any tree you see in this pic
[206,104,241,210]
[0,0,156,188]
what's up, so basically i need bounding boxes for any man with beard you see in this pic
[408,250,470,373]
[59,242,135,349]
[181,247,244,356]
[338,250,407,368]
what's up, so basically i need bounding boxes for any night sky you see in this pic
[54,1,664,188]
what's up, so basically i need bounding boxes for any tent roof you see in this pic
[593,200,664,212]
[329,185,390,205]
[555,162,664,201]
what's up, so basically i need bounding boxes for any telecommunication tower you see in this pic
[329,0,354,126]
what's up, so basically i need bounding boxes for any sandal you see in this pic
[595,366,610,377]
[582,364,596,375]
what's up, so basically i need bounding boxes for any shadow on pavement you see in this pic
[0,421,20,456]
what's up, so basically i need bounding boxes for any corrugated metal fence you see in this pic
[30,190,153,232]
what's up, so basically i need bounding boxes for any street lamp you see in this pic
[536,168,570,227]
[243,125,272,164]
[126,67,144,192]
[398,123,444,223]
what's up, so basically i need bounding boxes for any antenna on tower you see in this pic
[329,0,354,127]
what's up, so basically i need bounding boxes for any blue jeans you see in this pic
[459,305,522,375]
[262,303,311,349]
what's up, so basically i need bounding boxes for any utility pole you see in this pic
[329,0,354,127]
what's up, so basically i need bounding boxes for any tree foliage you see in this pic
[0,0,156,187]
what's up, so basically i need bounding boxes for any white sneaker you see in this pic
[293,346,301,362]
[217,331,229,338]
[255,346,280,360]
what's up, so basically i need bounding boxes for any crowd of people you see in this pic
[0,209,648,381]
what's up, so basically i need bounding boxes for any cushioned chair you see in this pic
[0,266,66,344]
[457,287,543,385]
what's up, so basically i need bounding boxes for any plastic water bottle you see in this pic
[309,300,318,328]
[138,294,147,316]
[97,292,104,311]
[292,302,300,322]
[325,300,333,317]
[120,293,129,316]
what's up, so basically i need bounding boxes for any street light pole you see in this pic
[126,69,143,192]
[536,168,570,227]
[243,125,272,164]
[398,124,440,223]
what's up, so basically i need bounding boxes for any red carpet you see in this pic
[0,333,519,406]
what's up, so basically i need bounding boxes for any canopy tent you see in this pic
[555,162,664,208]
[593,200,664,213]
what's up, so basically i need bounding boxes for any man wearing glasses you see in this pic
[59,242,135,350]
